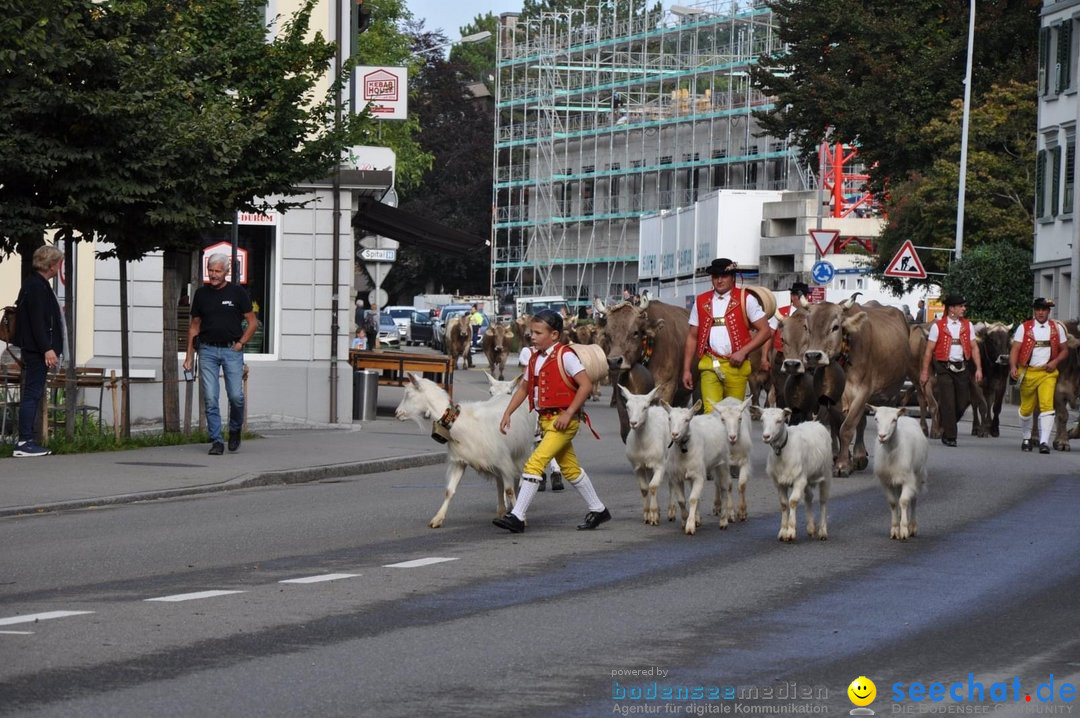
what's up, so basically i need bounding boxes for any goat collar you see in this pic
[666,435,690,453]
[772,432,788,456]
[640,334,655,366]
[437,403,461,431]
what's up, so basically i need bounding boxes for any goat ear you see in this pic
[407,372,422,388]
[660,400,672,412]
[781,407,792,422]
[739,398,751,413]
[866,404,877,416]
[511,374,523,388]
[484,371,496,384]
[690,399,703,414]
[897,406,907,417]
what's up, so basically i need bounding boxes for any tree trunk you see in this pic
[161,249,182,432]
[118,258,131,439]
[63,237,76,439]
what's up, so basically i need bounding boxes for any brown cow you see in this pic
[595,296,692,408]
[445,315,473,370]
[782,298,931,476]
[482,323,513,380]
[971,322,1011,437]
[1048,320,1080,450]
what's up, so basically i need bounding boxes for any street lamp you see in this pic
[955,0,975,261]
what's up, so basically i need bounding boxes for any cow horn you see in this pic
[594,297,608,315]
[799,295,810,309]
[842,292,862,309]
[639,291,650,309]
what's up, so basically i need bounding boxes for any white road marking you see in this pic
[279,573,360,584]
[144,590,245,602]
[0,630,35,635]
[0,610,95,626]
[383,557,459,569]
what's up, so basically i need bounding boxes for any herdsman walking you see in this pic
[1009,297,1069,453]
[182,254,257,455]
[920,295,982,447]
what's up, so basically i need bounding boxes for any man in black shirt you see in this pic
[182,253,257,455]
[12,245,65,457]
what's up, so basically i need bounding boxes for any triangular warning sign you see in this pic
[883,240,927,279]
[809,228,839,256]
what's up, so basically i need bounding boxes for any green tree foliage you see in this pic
[874,80,1036,291]
[941,243,1034,324]
[449,13,498,95]
[753,0,1040,190]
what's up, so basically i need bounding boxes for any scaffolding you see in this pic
[491,0,807,308]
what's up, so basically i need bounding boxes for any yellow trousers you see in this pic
[1018,366,1058,417]
[523,415,581,480]
[698,355,751,414]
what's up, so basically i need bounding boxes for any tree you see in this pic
[752,0,1040,191]
[940,243,1034,324]
[873,80,1036,292]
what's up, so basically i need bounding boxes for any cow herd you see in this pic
[412,295,1080,538]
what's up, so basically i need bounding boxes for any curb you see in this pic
[0,451,447,518]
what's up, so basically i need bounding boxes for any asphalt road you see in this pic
[1,399,1078,717]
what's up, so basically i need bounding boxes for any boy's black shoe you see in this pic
[228,433,241,452]
[577,508,611,530]
[208,441,225,456]
[493,513,525,533]
[550,472,565,491]
[1039,443,1051,454]
[1021,439,1033,452]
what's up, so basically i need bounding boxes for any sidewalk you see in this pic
[0,363,504,518]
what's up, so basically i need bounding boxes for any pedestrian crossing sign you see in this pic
[883,240,926,279]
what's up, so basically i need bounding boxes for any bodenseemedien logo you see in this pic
[848,676,877,715]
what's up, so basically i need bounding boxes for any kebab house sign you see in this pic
[358,66,408,121]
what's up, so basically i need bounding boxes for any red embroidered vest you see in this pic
[1018,320,1062,367]
[695,287,752,359]
[528,343,579,411]
[772,305,795,352]
[932,318,973,361]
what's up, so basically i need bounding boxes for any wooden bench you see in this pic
[348,349,454,398]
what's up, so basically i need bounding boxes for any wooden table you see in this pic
[348,350,454,398]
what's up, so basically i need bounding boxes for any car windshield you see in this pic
[387,308,412,319]
[380,314,396,328]
[412,311,431,323]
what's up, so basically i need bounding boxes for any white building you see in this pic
[1034,0,1080,317]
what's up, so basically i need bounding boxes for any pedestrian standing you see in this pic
[469,303,485,348]
[1009,298,1069,453]
[182,254,257,456]
[495,310,609,532]
[12,245,65,457]
[920,295,982,447]
[914,299,926,323]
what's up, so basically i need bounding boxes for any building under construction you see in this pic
[491,0,811,307]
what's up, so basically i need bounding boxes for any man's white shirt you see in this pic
[688,291,765,356]
[927,319,976,362]
[1012,321,1068,368]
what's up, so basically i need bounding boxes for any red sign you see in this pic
[809,228,839,256]
[202,242,249,285]
[883,240,927,279]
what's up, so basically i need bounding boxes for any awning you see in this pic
[353,197,489,257]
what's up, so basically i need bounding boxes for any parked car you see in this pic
[433,304,489,352]
[376,312,400,348]
[385,306,414,344]
[409,310,434,347]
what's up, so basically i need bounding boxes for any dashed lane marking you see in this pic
[383,557,459,569]
[0,630,35,635]
[279,573,361,584]
[144,590,246,602]
[0,610,95,626]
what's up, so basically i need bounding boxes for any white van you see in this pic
[515,295,569,318]
[385,306,415,344]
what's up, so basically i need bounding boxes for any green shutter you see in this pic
[1051,146,1062,217]
[1058,21,1073,92]
[1040,26,1051,95]
[1065,139,1076,215]
[1036,149,1046,218]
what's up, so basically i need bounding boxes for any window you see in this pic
[1057,20,1074,93]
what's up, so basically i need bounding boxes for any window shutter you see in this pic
[1066,138,1076,215]
[1040,27,1051,95]
[1036,149,1047,218]
[1058,21,1073,93]
[1051,146,1062,217]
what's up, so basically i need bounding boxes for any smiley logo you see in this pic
[847,676,877,707]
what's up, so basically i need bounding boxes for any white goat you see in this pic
[868,405,928,540]
[395,373,533,528]
[619,385,670,525]
[712,397,753,523]
[752,407,832,542]
[664,400,730,535]
[485,372,521,396]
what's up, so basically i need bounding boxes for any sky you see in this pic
[406,0,512,39]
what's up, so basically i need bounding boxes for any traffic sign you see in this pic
[883,240,927,279]
[811,260,835,285]
[359,248,397,262]
[809,228,839,256]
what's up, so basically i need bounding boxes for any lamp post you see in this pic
[955,0,975,261]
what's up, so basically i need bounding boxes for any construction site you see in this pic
[491,0,885,309]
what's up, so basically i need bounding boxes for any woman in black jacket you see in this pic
[12,245,65,457]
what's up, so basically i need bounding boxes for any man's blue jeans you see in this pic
[199,344,244,443]
[18,350,47,442]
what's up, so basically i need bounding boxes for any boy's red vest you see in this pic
[772,304,795,352]
[932,317,973,361]
[528,343,578,411]
[695,287,752,359]
[1017,320,1063,368]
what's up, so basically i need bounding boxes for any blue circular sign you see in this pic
[811,260,835,285]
